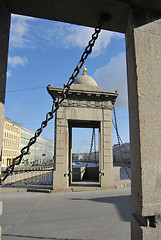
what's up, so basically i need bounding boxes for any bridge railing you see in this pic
[1,166,54,186]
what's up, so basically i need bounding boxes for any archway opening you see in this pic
[68,121,100,187]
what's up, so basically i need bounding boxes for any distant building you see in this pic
[2,117,21,167]
[73,152,99,163]
[73,153,88,162]
[113,143,130,164]
[20,127,54,166]
[2,117,54,167]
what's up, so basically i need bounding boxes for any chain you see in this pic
[112,107,131,180]
[69,128,95,175]
[0,14,110,184]
[93,129,98,166]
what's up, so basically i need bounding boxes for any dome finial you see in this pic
[82,66,87,75]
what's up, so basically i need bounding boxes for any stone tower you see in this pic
[47,67,118,191]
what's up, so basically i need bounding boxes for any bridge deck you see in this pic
[1,187,133,240]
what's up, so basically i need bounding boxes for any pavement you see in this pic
[1,179,131,193]
[0,186,134,240]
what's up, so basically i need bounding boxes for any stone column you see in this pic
[53,109,69,190]
[100,109,114,188]
[125,7,161,239]
[0,1,11,239]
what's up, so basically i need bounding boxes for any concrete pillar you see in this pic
[0,1,10,159]
[125,7,161,239]
[100,109,114,188]
[0,1,11,239]
[53,110,69,190]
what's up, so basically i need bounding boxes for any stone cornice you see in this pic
[47,86,118,107]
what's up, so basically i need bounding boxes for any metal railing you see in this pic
[1,166,53,186]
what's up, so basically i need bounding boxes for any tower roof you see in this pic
[74,66,98,87]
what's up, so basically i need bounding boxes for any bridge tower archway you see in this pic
[68,121,100,187]
[48,69,117,190]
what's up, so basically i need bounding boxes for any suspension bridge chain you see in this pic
[0,14,111,184]
[112,119,129,154]
[69,128,96,175]
[94,128,97,166]
[112,107,131,180]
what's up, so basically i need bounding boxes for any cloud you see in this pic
[62,26,121,57]
[8,56,28,68]
[7,70,12,78]
[10,14,123,57]
[41,23,122,57]
[93,52,128,107]
[10,14,36,49]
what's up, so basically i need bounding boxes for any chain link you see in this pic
[93,129,98,166]
[0,15,109,184]
[112,107,131,180]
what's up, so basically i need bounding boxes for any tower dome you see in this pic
[74,66,98,86]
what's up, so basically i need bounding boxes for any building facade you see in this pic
[20,127,54,166]
[2,117,54,168]
[2,117,21,167]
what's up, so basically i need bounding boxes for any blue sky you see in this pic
[5,14,129,153]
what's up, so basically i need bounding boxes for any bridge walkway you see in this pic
[1,187,133,240]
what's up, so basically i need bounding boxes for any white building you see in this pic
[73,152,99,163]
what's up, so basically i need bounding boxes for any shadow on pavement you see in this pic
[70,195,134,222]
[2,234,85,240]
